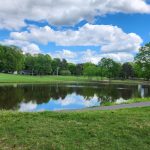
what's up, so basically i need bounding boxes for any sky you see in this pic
[0,0,150,64]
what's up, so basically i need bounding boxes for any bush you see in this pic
[60,70,71,76]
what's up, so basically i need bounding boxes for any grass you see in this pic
[0,107,150,150]
[0,73,103,83]
[102,97,150,106]
[0,73,150,149]
[0,73,149,84]
[123,97,150,104]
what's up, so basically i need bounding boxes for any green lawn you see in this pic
[126,97,150,103]
[0,73,103,83]
[102,97,150,106]
[0,73,148,84]
[0,107,150,150]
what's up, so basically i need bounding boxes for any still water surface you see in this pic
[0,83,150,111]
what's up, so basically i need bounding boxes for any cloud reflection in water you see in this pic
[18,94,100,112]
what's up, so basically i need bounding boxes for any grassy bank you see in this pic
[0,107,150,150]
[0,73,148,84]
[102,97,150,106]
[0,73,102,83]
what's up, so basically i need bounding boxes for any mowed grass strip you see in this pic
[102,97,150,106]
[0,73,149,85]
[0,107,150,150]
[0,73,102,83]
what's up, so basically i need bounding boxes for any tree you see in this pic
[61,59,68,70]
[34,54,52,75]
[25,54,52,75]
[0,45,24,73]
[133,63,142,78]
[60,70,71,76]
[51,58,61,75]
[120,63,134,79]
[135,43,150,80]
[68,63,76,75]
[83,65,98,78]
[24,54,36,75]
[83,62,95,69]
[83,62,98,78]
[75,64,83,76]
[98,58,121,79]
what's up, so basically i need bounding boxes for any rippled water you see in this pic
[0,83,149,111]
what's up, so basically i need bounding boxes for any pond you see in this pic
[0,83,150,112]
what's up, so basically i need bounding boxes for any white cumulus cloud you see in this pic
[0,0,150,29]
[1,39,41,54]
[10,24,143,53]
[48,49,135,64]
[1,23,142,63]
[50,49,77,59]
[81,49,135,64]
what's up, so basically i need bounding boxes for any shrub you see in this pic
[60,70,71,76]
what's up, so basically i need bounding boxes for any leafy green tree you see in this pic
[135,43,150,80]
[83,62,98,78]
[133,63,142,78]
[60,70,71,76]
[51,58,61,75]
[68,63,76,75]
[120,63,134,79]
[83,62,95,69]
[24,54,36,75]
[59,59,70,76]
[0,45,24,73]
[98,58,121,79]
[114,63,122,78]
[75,64,83,76]
[61,59,68,70]
[83,65,98,77]
[25,54,52,75]
[34,54,52,75]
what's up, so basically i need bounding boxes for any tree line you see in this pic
[0,43,150,80]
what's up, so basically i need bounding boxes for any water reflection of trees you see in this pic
[0,84,149,110]
[0,86,24,109]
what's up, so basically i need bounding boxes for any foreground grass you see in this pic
[0,73,148,84]
[102,97,150,106]
[0,107,150,150]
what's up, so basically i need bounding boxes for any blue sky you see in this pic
[0,0,150,64]
[95,14,150,44]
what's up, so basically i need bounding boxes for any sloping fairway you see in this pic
[0,107,150,150]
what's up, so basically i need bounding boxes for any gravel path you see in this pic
[85,102,150,110]
[58,102,150,112]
